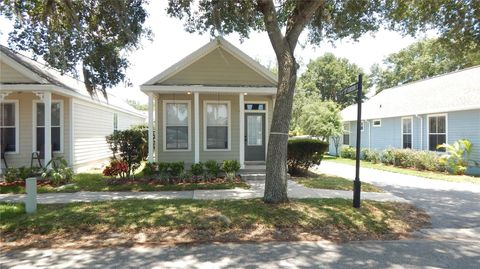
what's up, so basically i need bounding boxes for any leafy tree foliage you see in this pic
[371,38,480,92]
[298,53,369,108]
[0,0,151,97]
[166,0,480,203]
[126,99,148,111]
[297,100,343,142]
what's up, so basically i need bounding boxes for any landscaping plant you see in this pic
[42,157,74,186]
[191,163,204,182]
[222,160,240,181]
[437,139,473,175]
[103,160,129,179]
[205,160,221,179]
[288,139,329,175]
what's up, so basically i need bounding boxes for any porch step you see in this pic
[240,173,266,181]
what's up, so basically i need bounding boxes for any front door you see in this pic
[245,113,265,161]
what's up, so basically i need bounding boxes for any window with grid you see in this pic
[342,123,350,145]
[36,102,62,152]
[0,102,17,152]
[206,103,229,150]
[429,115,446,151]
[402,118,412,149]
[165,103,189,150]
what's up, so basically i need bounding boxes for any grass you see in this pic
[0,199,430,248]
[324,155,480,184]
[294,173,384,192]
[0,173,249,194]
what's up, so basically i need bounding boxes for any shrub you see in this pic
[366,150,381,164]
[222,160,240,180]
[392,149,415,168]
[340,145,356,159]
[42,157,74,186]
[437,139,473,175]
[106,127,147,178]
[413,151,439,171]
[157,162,170,175]
[381,148,396,165]
[191,163,204,176]
[169,161,185,177]
[205,160,220,178]
[4,168,19,183]
[142,162,157,176]
[287,139,329,175]
[103,160,129,179]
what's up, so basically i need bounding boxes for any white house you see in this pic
[0,45,146,173]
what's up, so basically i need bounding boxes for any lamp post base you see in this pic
[353,179,361,208]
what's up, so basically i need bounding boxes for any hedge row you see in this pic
[288,138,329,175]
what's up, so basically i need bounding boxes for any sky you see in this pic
[0,1,433,103]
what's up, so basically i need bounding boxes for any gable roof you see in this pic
[142,37,277,87]
[0,45,144,116]
[342,66,480,121]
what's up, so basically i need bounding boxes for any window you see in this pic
[205,102,229,150]
[0,101,18,152]
[113,113,118,132]
[245,103,265,111]
[35,101,62,152]
[247,115,263,146]
[373,119,381,127]
[342,123,350,145]
[402,117,412,149]
[428,115,447,151]
[360,121,364,132]
[164,102,189,150]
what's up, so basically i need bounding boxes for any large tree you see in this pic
[167,0,479,203]
[371,38,480,92]
[298,53,368,109]
[0,0,151,97]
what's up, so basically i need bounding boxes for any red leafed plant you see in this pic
[103,160,129,179]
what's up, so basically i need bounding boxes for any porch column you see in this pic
[0,91,12,175]
[239,93,245,168]
[44,91,52,168]
[194,92,200,163]
[148,93,154,163]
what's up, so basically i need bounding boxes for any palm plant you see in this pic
[437,139,473,175]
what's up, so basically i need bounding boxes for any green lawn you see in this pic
[324,155,480,184]
[295,173,384,192]
[0,198,430,247]
[0,173,249,194]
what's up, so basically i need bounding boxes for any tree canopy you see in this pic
[0,0,151,97]
[371,38,480,92]
[298,53,368,109]
[297,100,343,142]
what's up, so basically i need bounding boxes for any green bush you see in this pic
[142,162,157,176]
[437,139,473,175]
[287,139,329,175]
[366,150,381,164]
[205,160,221,178]
[191,163,204,176]
[4,168,19,183]
[412,151,439,171]
[222,160,240,180]
[392,148,415,168]
[340,145,356,159]
[42,157,74,186]
[381,148,396,165]
[157,162,170,174]
[106,127,147,178]
[168,161,185,177]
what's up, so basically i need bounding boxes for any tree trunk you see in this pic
[264,48,297,204]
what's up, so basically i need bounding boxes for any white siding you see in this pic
[117,111,145,130]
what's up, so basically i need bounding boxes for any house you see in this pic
[140,37,277,168]
[0,45,146,174]
[329,66,480,175]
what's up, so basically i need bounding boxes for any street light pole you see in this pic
[353,74,363,208]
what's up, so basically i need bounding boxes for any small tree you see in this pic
[298,101,343,142]
[106,127,147,178]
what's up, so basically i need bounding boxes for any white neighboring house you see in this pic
[0,45,146,173]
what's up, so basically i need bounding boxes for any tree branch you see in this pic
[285,0,323,50]
[257,0,286,56]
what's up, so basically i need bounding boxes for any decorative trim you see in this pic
[141,85,277,95]
[203,100,231,152]
[0,91,12,101]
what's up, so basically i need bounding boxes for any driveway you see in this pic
[316,161,480,229]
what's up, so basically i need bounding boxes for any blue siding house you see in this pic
[329,66,480,175]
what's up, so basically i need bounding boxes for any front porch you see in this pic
[0,90,71,173]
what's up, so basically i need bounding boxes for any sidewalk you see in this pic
[0,180,407,204]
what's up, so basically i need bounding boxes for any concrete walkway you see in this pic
[0,180,406,204]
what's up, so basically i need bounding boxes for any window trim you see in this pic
[162,100,192,152]
[372,119,382,127]
[203,100,231,151]
[113,113,118,132]
[32,99,64,153]
[401,116,413,149]
[427,113,448,152]
[342,122,350,145]
[0,100,19,154]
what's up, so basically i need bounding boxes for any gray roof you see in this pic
[0,45,144,116]
[342,66,480,121]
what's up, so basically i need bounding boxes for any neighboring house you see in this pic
[141,37,277,168]
[329,66,480,175]
[0,45,145,173]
